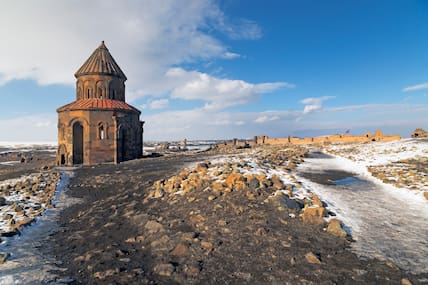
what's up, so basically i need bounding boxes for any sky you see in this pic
[0,0,427,142]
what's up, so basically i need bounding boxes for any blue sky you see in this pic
[0,0,427,142]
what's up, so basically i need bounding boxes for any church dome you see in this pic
[74,41,127,80]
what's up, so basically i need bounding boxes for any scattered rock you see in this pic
[301,206,327,225]
[401,278,413,285]
[0,253,9,264]
[305,252,321,264]
[189,214,206,225]
[150,235,171,250]
[326,219,347,238]
[196,162,209,172]
[255,227,268,236]
[93,269,117,280]
[153,263,175,277]
[271,174,284,190]
[144,220,164,234]
[247,176,260,189]
[201,241,213,249]
[385,260,399,270]
[311,194,323,207]
[208,195,216,201]
[170,243,189,256]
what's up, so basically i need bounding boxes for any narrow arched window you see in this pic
[99,125,105,140]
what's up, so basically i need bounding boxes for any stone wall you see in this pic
[250,130,401,146]
[57,109,142,166]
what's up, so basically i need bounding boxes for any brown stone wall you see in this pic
[76,74,125,101]
[57,109,142,166]
[255,130,400,146]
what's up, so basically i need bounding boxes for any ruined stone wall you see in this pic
[115,112,143,162]
[412,128,428,138]
[256,130,400,146]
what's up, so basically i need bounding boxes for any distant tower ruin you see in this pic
[56,41,144,165]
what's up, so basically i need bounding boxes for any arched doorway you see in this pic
[73,122,84,164]
[57,144,67,166]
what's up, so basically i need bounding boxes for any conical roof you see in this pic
[74,41,127,80]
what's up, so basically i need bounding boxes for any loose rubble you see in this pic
[0,170,61,236]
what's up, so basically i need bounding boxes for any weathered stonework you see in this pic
[412,128,428,138]
[57,41,143,165]
[254,130,400,146]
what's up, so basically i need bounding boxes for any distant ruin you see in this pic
[411,128,428,138]
[254,130,400,145]
[217,130,400,148]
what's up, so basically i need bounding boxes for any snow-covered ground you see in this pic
[0,172,60,235]
[295,139,428,273]
[0,142,56,147]
[323,138,428,192]
[0,170,80,284]
[324,138,427,166]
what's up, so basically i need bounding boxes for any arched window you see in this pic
[99,124,105,140]
[87,89,90,99]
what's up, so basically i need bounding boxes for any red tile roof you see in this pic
[57,99,140,113]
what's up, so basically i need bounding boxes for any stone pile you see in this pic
[148,145,348,238]
[0,170,61,236]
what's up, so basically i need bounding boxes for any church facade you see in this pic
[56,41,144,165]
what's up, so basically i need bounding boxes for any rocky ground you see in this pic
[0,171,61,235]
[0,145,56,181]
[0,145,60,263]
[43,145,425,284]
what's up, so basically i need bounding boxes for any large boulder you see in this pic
[270,174,284,190]
[144,220,164,234]
[326,219,347,238]
[225,173,247,191]
[301,205,327,225]
[311,194,324,207]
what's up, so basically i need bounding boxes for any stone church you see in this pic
[56,41,144,165]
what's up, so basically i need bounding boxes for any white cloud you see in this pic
[149,99,169,110]
[215,17,262,40]
[0,0,260,100]
[0,114,56,142]
[301,96,335,114]
[254,115,280,123]
[166,68,293,110]
[142,108,301,140]
[222,52,241,59]
[402,83,428,92]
